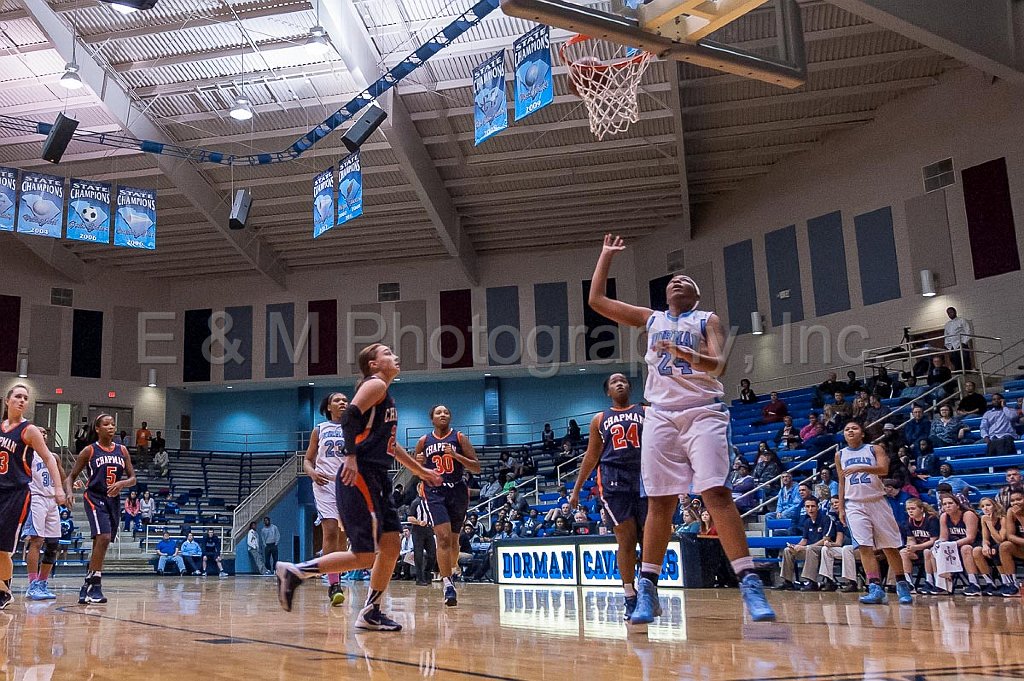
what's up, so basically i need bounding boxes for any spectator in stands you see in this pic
[498,452,513,479]
[565,419,582,449]
[73,418,90,454]
[752,446,783,493]
[800,412,834,459]
[391,484,406,510]
[738,379,757,404]
[502,473,520,493]
[825,392,852,433]
[778,497,830,591]
[551,517,572,537]
[155,531,185,575]
[555,441,575,470]
[520,509,541,537]
[902,407,931,455]
[886,450,916,495]
[796,482,813,519]
[135,421,152,463]
[936,463,975,496]
[201,528,227,578]
[815,372,844,408]
[883,480,911,527]
[754,392,788,427]
[519,451,537,478]
[395,527,414,580]
[868,367,895,399]
[260,517,280,572]
[973,497,1006,594]
[996,489,1024,595]
[819,497,854,591]
[773,472,802,526]
[864,396,891,440]
[698,510,717,537]
[898,375,928,407]
[936,493,982,595]
[541,423,556,452]
[901,498,940,593]
[151,447,169,478]
[1016,398,1024,436]
[730,461,758,514]
[844,371,863,395]
[505,489,529,515]
[814,468,838,501]
[944,306,973,372]
[140,490,156,527]
[544,502,570,525]
[676,507,701,535]
[926,356,952,399]
[928,404,969,451]
[245,522,266,575]
[956,381,987,417]
[181,531,202,575]
[479,475,502,501]
[554,484,569,507]
[996,467,1022,510]
[981,393,1019,456]
[773,416,802,451]
[849,396,868,427]
[123,490,142,534]
[914,438,941,478]
[151,430,166,455]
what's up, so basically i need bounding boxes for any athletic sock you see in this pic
[294,561,322,578]
[894,573,908,584]
[967,574,978,586]
[328,573,340,586]
[364,589,384,608]
[731,556,756,580]
[925,573,935,585]
[1000,574,1014,586]
[442,577,453,589]
[867,574,880,585]
[981,574,995,586]
[27,572,38,583]
[623,582,636,598]
[640,563,661,586]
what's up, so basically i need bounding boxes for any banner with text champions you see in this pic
[16,172,63,238]
[336,152,363,227]
[313,165,335,238]
[66,178,111,244]
[473,49,508,146]
[513,25,552,121]
[113,186,157,249]
[0,167,16,232]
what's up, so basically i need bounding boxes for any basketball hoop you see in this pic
[560,34,652,141]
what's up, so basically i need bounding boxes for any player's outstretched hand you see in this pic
[340,455,359,486]
[568,491,579,509]
[602,234,626,255]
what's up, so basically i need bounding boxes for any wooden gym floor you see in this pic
[2,576,1023,680]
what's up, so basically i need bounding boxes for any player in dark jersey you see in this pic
[414,405,480,607]
[0,384,65,609]
[570,373,645,621]
[275,343,442,631]
[65,413,136,604]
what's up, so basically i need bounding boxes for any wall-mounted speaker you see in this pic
[229,189,252,230]
[41,113,79,164]
[342,104,387,153]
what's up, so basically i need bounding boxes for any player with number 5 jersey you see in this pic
[66,413,136,605]
[588,234,774,625]
[415,405,480,607]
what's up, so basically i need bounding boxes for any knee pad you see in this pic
[42,539,59,565]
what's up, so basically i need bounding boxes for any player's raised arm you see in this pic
[589,234,652,329]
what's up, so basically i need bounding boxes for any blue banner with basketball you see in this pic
[66,178,112,244]
[513,25,553,121]
[0,167,16,233]
[113,186,157,250]
[473,50,508,145]
[336,152,362,227]
[16,172,63,238]
[313,166,335,238]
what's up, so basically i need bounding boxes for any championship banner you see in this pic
[0,167,16,232]
[66,178,112,244]
[113,186,157,250]
[336,152,363,227]
[312,166,335,238]
[513,25,553,121]
[473,50,508,145]
[16,172,63,238]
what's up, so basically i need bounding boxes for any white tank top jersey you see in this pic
[315,421,346,478]
[644,309,724,410]
[839,443,885,502]
[29,451,56,498]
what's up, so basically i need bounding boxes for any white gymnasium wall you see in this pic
[635,68,1024,397]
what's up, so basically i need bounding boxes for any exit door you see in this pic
[87,406,134,444]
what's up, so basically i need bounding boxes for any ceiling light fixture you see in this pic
[59,62,83,89]
[229,97,253,121]
[99,0,159,13]
[305,25,331,56]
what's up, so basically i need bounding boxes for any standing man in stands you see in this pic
[944,307,972,372]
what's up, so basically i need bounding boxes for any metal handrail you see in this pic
[737,377,960,518]
[556,453,586,484]
[468,474,543,527]
[230,455,300,545]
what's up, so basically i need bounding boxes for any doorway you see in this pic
[87,406,134,444]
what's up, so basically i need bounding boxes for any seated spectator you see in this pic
[506,488,530,515]
[140,491,156,527]
[956,381,987,417]
[730,461,758,514]
[819,497,855,591]
[466,512,485,538]
[844,370,863,395]
[972,497,1006,594]
[502,474,520,493]
[396,528,414,580]
[773,472,802,525]
[849,396,867,426]
[867,366,895,399]
[738,378,757,404]
[541,423,556,451]
[926,356,952,399]
[824,392,852,433]
[550,516,572,537]
[179,531,202,575]
[800,413,835,459]
[519,452,537,477]
[936,463,975,496]
[915,438,941,478]
[498,452,513,479]
[996,489,1024,595]
[883,479,911,526]
[901,498,940,592]
[520,509,541,537]
[980,393,1019,456]
[773,416,802,451]
[755,392,788,426]
[554,484,569,507]
[545,502,571,524]
[864,395,891,440]
[929,404,971,448]
[898,375,928,406]
[698,510,717,537]
[886,451,916,495]
[996,467,1022,510]
[813,467,838,501]
[555,441,575,469]
[201,529,228,578]
[123,490,142,534]
[752,445,783,493]
[902,406,931,455]
[391,483,406,509]
[778,497,831,590]
[932,493,981,594]
[479,475,502,500]
[675,507,701,535]
[155,531,185,575]
[815,372,844,408]
[151,447,170,478]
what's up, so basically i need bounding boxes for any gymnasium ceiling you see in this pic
[0,0,972,286]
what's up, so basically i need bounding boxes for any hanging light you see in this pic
[305,25,331,56]
[147,368,157,387]
[17,358,28,378]
[59,62,84,90]
[109,2,138,14]
[229,97,253,121]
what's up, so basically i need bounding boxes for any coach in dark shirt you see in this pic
[779,497,832,589]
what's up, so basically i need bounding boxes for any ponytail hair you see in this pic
[906,497,937,518]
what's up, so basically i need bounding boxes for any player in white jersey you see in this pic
[303,392,349,606]
[22,427,64,601]
[836,420,912,605]
[589,234,774,623]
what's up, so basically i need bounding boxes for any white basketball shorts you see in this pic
[640,403,733,496]
[312,479,341,523]
[845,497,903,550]
[22,495,60,539]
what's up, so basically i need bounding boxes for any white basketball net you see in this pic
[562,36,653,141]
